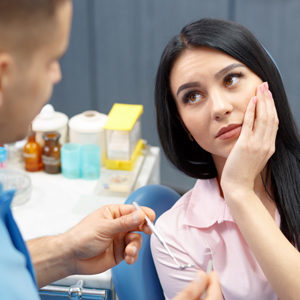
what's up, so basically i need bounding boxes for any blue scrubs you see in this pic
[0,184,40,299]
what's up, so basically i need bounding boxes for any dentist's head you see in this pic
[0,0,73,143]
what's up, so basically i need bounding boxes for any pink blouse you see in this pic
[150,178,280,300]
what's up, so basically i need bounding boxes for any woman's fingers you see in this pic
[268,90,279,155]
[254,82,269,139]
[240,95,257,138]
[242,82,278,156]
[255,82,278,158]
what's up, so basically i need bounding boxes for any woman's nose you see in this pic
[210,91,232,120]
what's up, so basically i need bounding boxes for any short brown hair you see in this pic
[0,0,70,55]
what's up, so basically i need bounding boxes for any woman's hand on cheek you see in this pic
[221,82,279,197]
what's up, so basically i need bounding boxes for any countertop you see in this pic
[12,147,160,289]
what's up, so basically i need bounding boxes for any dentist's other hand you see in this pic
[172,271,222,300]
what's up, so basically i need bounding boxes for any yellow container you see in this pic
[104,104,144,170]
[104,139,144,171]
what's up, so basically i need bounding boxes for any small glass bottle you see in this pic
[42,132,61,174]
[23,130,43,172]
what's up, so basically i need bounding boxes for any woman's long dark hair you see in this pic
[155,18,300,250]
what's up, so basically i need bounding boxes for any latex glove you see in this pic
[221,82,278,196]
[65,204,155,275]
[172,271,223,300]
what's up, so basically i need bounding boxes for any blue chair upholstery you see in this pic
[111,184,181,300]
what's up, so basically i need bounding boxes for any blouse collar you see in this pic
[183,178,280,228]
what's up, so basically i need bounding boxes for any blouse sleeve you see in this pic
[150,209,205,300]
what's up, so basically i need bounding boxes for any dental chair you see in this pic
[111,184,181,300]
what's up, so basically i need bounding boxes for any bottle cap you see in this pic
[69,111,108,133]
[0,147,7,163]
[43,131,61,142]
[32,104,69,132]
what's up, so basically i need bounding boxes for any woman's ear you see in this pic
[175,114,194,141]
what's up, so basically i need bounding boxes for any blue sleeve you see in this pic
[0,186,40,299]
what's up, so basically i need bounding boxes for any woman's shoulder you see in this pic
[172,187,194,210]
[151,179,213,269]
[155,180,202,230]
[154,178,219,234]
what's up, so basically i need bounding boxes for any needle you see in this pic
[132,201,195,270]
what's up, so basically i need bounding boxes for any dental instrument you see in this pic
[132,201,195,270]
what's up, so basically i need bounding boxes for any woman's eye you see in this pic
[224,72,243,87]
[225,76,239,87]
[183,92,202,104]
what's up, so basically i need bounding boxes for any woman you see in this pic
[151,18,300,300]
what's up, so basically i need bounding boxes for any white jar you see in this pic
[32,104,69,146]
[68,111,108,166]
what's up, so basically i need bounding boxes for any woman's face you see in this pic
[170,46,263,161]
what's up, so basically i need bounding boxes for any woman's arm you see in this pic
[221,82,300,300]
[150,213,205,300]
[225,189,300,300]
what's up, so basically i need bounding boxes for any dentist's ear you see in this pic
[175,113,194,141]
[0,53,14,108]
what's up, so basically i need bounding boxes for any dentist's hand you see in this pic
[65,204,155,275]
[172,271,222,300]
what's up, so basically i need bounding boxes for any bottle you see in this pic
[42,132,61,174]
[32,104,69,147]
[23,130,43,172]
[0,147,7,169]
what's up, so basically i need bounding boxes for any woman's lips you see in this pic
[216,124,242,140]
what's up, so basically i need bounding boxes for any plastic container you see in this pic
[68,110,108,166]
[96,169,135,195]
[93,153,145,196]
[0,169,31,207]
[0,147,7,169]
[104,104,143,170]
[32,104,69,147]
[81,144,100,180]
[4,139,26,169]
[61,143,82,179]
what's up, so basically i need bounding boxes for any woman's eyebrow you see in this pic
[214,63,246,80]
[176,63,246,96]
[176,82,201,96]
